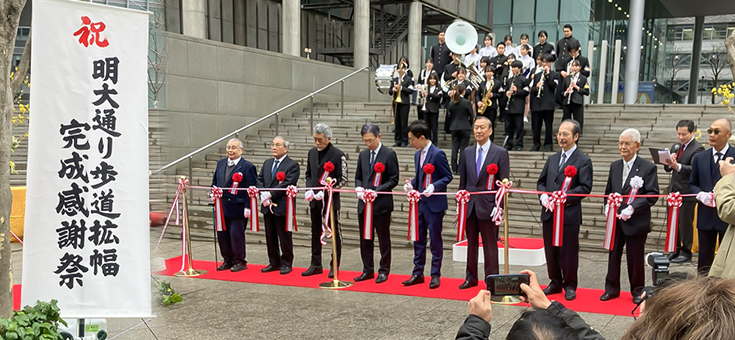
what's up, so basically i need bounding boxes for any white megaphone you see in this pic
[445,20,478,55]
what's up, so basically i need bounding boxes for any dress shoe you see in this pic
[402,275,425,286]
[600,292,619,301]
[670,255,692,264]
[279,266,292,275]
[376,273,389,284]
[564,289,577,301]
[261,264,280,273]
[328,267,335,279]
[504,144,513,151]
[429,277,441,289]
[530,145,540,152]
[458,280,478,290]
[354,272,375,282]
[543,145,553,152]
[514,145,523,151]
[301,265,323,277]
[542,285,563,295]
[667,251,679,261]
[230,262,248,272]
[393,143,401,147]
[216,262,233,271]
[632,295,643,304]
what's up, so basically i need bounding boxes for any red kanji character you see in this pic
[73,16,109,48]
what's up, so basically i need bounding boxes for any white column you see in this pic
[623,0,645,104]
[612,40,622,104]
[597,40,608,104]
[354,0,370,69]
[586,40,594,104]
[282,0,301,56]
[182,0,207,39]
[408,1,422,72]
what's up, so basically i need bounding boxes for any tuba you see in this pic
[441,20,481,92]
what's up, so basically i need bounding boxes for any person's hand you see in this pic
[314,191,324,201]
[620,206,634,221]
[355,187,364,200]
[510,85,517,92]
[423,184,435,197]
[506,91,513,98]
[449,90,456,97]
[244,208,251,218]
[540,194,550,209]
[477,101,484,108]
[523,116,529,123]
[262,198,272,207]
[720,157,735,177]
[544,65,551,73]
[304,189,315,202]
[519,270,552,309]
[488,92,494,98]
[664,154,679,170]
[260,191,271,202]
[696,191,715,207]
[467,290,493,323]
[403,183,413,192]
[452,71,458,78]
[537,80,543,89]
[561,70,568,78]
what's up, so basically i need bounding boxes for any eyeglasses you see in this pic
[707,129,722,135]
[618,141,635,147]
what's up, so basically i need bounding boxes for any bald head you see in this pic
[708,119,733,151]
[714,118,732,132]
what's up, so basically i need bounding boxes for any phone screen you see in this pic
[486,274,530,296]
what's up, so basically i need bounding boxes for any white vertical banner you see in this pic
[22,0,151,318]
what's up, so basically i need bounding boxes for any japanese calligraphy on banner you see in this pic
[21,0,151,318]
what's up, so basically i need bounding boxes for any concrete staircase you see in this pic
[158,102,733,253]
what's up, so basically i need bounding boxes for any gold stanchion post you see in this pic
[493,178,520,304]
[175,176,208,277]
[319,178,354,289]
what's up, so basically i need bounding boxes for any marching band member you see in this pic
[503,34,518,57]
[561,60,590,134]
[476,66,501,143]
[464,45,482,74]
[417,58,438,121]
[533,30,555,61]
[389,63,414,147]
[503,60,530,151]
[519,33,533,59]
[422,73,443,144]
[555,24,580,73]
[448,84,475,175]
[489,43,508,81]
[431,30,452,78]
[479,33,497,58]
[530,54,558,152]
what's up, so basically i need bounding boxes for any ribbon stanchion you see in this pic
[319,178,336,246]
[174,176,208,277]
[455,190,470,242]
[362,190,377,240]
[603,193,623,251]
[286,185,299,232]
[407,190,422,241]
[492,180,513,226]
[493,178,520,305]
[665,192,683,253]
[247,186,260,232]
[319,177,354,289]
[153,177,188,257]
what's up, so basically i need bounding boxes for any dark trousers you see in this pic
[542,220,580,291]
[532,110,554,148]
[451,130,471,172]
[417,105,425,121]
[478,108,497,143]
[217,217,247,264]
[358,211,392,275]
[697,228,726,275]
[394,103,410,144]
[562,104,584,133]
[674,201,696,256]
[465,210,499,283]
[309,202,341,268]
[264,213,293,268]
[424,110,440,145]
[605,224,647,296]
[504,113,524,148]
[413,209,444,278]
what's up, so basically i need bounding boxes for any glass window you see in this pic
[535,0,558,24]
[493,0,512,25]
[682,28,693,40]
[512,0,535,24]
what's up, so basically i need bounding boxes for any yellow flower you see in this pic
[24,132,29,138]
[725,100,731,105]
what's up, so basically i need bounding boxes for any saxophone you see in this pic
[478,79,494,115]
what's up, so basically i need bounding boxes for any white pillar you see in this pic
[354,0,370,69]
[586,40,594,104]
[282,0,300,56]
[597,40,608,104]
[408,1,422,72]
[624,0,645,104]
[612,40,622,104]
[182,0,207,39]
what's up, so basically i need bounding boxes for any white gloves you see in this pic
[697,191,716,208]
[523,116,529,123]
[355,187,364,200]
[313,191,324,201]
[620,206,634,221]
[604,203,609,216]
[403,183,413,192]
[260,191,272,207]
[244,208,251,218]
[304,189,315,202]
[423,184,435,197]
[540,194,550,209]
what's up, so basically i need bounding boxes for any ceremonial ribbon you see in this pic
[492,180,513,226]
[154,177,188,257]
[246,186,260,232]
[230,172,243,195]
[407,190,422,241]
[320,178,337,246]
[549,190,567,247]
[286,185,299,232]
[603,193,623,251]
[455,190,471,241]
[627,176,644,205]
[665,192,683,253]
[9,230,23,245]
[486,164,498,190]
[362,189,377,239]
[210,186,226,231]
[373,162,385,187]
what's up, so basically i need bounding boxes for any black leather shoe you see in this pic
[564,289,577,301]
[328,267,336,279]
[279,266,292,275]
[261,264,280,273]
[402,275,425,286]
[217,262,233,271]
[543,285,563,295]
[376,273,388,284]
[600,292,619,301]
[459,280,478,290]
[632,295,643,304]
[543,145,552,152]
[530,145,540,152]
[230,262,248,272]
[670,255,692,264]
[301,265,323,277]
[429,277,441,289]
[355,272,375,282]
[667,251,679,261]
[393,143,401,147]
[514,145,523,151]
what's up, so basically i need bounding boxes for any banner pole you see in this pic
[319,178,353,289]
[175,177,207,277]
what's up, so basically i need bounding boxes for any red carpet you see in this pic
[13,285,21,310]
[158,257,638,317]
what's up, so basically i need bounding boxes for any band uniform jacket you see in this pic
[554,36,580,71]
[561,74,589,106]
[456,79,474,98]
[417,69,439,87]
[663,139,704,202]
[530,69,559,111]
[448,97,475,132]
[476,78,501,111]
[533,42,556,61]
[355,146,400,215]
[537,149,593,224]
[424,85,442,114]
[504,74,530,114]
[604,156,659,235]
[257,156,300,216]
[459,142,510,218]
[411,143,453,213]
[489,55,508,81]
[212,157,258,217]
[443,61,462,83]
[305,144,347,211]
[389,75,414,103]
[690,146,735,232]
[431,42,452,76]
[567,56,591,78]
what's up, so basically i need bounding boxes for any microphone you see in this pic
[672,144,680,154]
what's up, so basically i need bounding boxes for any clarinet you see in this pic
[566,73,577,105]
[506,74,516,108]
[536,71,545,99]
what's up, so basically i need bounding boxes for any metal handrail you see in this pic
[151,66,369,175]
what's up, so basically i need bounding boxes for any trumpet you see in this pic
[536,71,546,99]
[419,70,429,111]
[477,79,494,115]
[506,75,516,108]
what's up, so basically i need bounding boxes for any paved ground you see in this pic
[10,227,699,340]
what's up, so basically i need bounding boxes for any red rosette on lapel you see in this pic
[276,171,286,184]
[320,161,334,184]
[230,172,243,194]
[562,165,577,192]
[486,164,498,190]
[423,163,435,189]
[373,162,385,187]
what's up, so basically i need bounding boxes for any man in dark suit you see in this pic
[530,54,558,152]
[536,120,592,300]
[503,60,530,151]
[354,124,400,284]
[403,120,453,289]
[302,124,347,278]
[601,128,659,303]
[257,136,300,275]
[662,120,705,263]
[458,116,510,289]
[690,118,735,274]
[389,63,414,147]
[211,138,258,272]
[431,30,452,77]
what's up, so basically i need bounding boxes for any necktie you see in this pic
[623,162,630,184]
[558,153,567,172]
[677,144,684,158]
[420,150,426,167]
[271,160,280,180]
[716,152,723,164]
[476,147,483,177]
[370,151,376,169]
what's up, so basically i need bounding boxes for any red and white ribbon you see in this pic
[320,178,337,246]
[166,177,187,227]
[492,180,513,226]
[456,190,471,241]
[407,190,422,241]
[665,192,683,252]
[210,186,226,231]
[230,172,243,195]
[362,189,377,239]
[603,193,623,250]
[549,190,567,247]
[286,185,299,232]
[246,186,260,232]
[627,176,644,205]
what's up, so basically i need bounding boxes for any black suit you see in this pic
[537,148,593,291]
[212,157,258,265]
[389,75,414,146]
[503,74,530,148]
[603,156,659,296]
[475,79,501,143]
[663,139,705,257]
[431,42,452,76]
[448,97,475,173]
[257,155,300,268]
[355,144,400,275]
[530,70,558,149]
[459,142,510,282]
[423,85,442,144]
[533,42,555,61]
[554,36,580,72]
[561,74,589,132]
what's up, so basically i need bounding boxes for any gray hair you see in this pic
[620,128,641,143]
[313,123,333,139]
[560,119,581,137]
[274,136,290,149]
[228,138,244,148]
